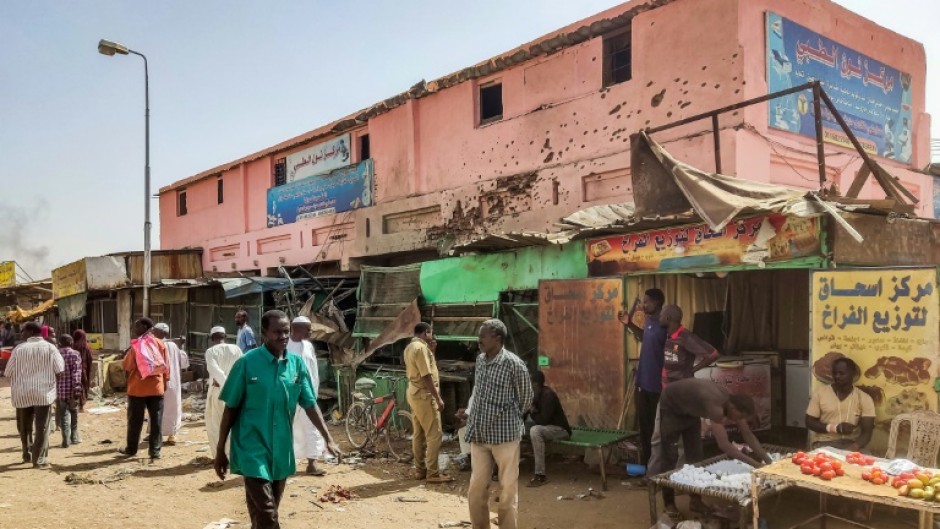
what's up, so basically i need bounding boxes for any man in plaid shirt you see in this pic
[458,319,533,529]
[56,334,83,448]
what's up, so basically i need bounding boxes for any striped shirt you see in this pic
[3,337,65,408]
[464,348,533,445]
[57,347,83,400]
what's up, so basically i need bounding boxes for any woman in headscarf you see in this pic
[73,330,95,411]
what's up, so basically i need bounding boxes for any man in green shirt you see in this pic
[214,309,340,529]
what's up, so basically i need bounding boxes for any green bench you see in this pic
[551,427,637,490]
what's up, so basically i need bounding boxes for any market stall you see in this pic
[752,454,940,529]
[647,444,795,528]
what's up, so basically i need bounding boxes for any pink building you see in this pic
[159,0,933,275]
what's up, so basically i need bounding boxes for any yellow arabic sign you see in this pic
[0,261,15,288]
[52,259,87,299]
[811,268,939,449]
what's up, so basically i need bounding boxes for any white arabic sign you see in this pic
[286,133,352,182]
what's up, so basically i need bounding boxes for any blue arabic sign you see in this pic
[267,159,373,227]
[766,12,913,163]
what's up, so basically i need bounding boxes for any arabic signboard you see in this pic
[0,261,15,288]
[810,269,939,450]
[538,278,625,428]
[267,159,374,227]
[586,215,820,276]
[285,133,351,183]
[52,259,88,299]
[766,13,914,163]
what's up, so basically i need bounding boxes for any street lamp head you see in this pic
[98,39,129,56]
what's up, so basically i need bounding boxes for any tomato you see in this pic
[862,471,872,481]
[796,451,806,458]
[830,461,842,470]
[819,462,834,472]
[792,456,802,465]
[814,454,829,463]
[835,468,845,477]
[872,477,885,485]
[812,466,822,476]
[820,470,835,481]
[865,456,876,465]
[801,464,814,475]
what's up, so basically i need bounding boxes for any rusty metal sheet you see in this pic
[831,214,939,266]
[538,278,625,428]
[85,256,129,291]
[125,250,203,284]
[630,133,693,220]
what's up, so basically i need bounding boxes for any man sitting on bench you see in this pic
[526,371,571,487]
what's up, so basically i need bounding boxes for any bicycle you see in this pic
[344,372,415,462]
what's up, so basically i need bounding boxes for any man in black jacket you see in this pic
[526,371,571,487]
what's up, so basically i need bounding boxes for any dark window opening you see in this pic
[177,190,188,216]
[603,26,632,87]
[217,178,224,204]
[479,83,503,124]
[359,134,371,161]
[273,157,287,187]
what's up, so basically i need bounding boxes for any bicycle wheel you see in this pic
[344,402,373,449]
[385,409,415,463]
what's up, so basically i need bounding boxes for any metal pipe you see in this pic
[812,83,827,190]
[126,49,151,319]
[711,114,721,173]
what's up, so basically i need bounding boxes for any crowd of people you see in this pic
[0,293,878,529]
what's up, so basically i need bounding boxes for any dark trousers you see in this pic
[56,398,80,446]
[244,477,287,529]
[635,388,660,467]
[16,405,52,465]
[126,395,164,457]
[660,416,705,507]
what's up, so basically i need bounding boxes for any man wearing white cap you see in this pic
[153,323,190,446]
[205,326,243,459]
[288,316,326,475]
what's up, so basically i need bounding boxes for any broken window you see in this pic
[603,26,632,87]
[273,157,287,187]
[177,190,188,216]
[217,177,224,205]
[479,82,503,124]
[359,134,371,161]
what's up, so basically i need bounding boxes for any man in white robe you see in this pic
[153,323,190,445]
[288,316,326,475]
[204,326,243,459]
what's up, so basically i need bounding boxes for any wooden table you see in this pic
[752,459,940,529]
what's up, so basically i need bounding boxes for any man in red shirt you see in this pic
[118,318,169,460]
[659,305,719,388]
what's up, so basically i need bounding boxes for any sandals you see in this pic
[527,475,548,487]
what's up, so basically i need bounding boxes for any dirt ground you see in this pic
[0,380,923,529]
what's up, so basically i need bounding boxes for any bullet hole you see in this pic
[569,138,574,143]
[732,111,739,116]
[601,93,606,99]
[646,80,654,87]
[732,76,738,81]
[573,112,577,116]
[732,53,739,58]
[636,109,642,114]
[734,89,740,94]
[701,66,707,70]
[645,120,651,125]
[583,131,589,135]
[593,129,598,133]
[511,140,515,144]
[674,77,680,82]
[617,114,621,119]
[714,84,720,89]
[515,161,519,165]
[592,57,597,62]
[603,126,608,130]
[529,140,534,145]
[667,111,673,118]
[742,81,747,85]
[680,101,691,109]
[683,80,689,85]
[580,144,585,149]
[565,147,570,152]
[683,90,689,95]
[544,152,554,163]
[609,104,622,115]
[503,163,507,167]
[543,138,551,149]
[651,88,666,107]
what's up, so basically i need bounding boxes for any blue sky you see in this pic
[0,0,936,279]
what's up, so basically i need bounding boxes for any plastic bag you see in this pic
[676,522,702,529]
[650,513,675,529]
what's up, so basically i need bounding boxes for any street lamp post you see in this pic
[98,39,152,319]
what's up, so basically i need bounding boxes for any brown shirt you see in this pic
[403,337,438,397]
[123,337,168,397]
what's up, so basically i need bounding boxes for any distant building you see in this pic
[159,0,933,275]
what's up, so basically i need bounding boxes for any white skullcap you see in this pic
[291,316,312,325]
[210,326,226,336]
[154,323,170,333]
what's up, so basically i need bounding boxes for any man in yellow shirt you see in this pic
[404,323,453,483]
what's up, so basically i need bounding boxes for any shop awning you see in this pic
[5,299,55,324]
[217,277,310,299]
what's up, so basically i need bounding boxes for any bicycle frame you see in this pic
[372,392,398,431]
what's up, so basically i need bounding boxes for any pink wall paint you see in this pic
[159,0,932,274]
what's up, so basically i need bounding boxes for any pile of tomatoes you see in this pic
[860,467,890,486]
[846,451,876,466]
[791,451,845,481]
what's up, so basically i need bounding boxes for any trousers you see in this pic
[407,392,442,475]
[469,440,520,529]
[649,406,704,506]
[55,398,81,446]
[244,477,286,529]
[126,395,164,457]
[16,405,52,465]
[636,388,660,467]
[529,425,569,475]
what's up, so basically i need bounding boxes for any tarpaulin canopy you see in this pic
[217,277,310,299]
[5,299,55,324]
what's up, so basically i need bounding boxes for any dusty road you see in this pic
[0,381,650,529]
